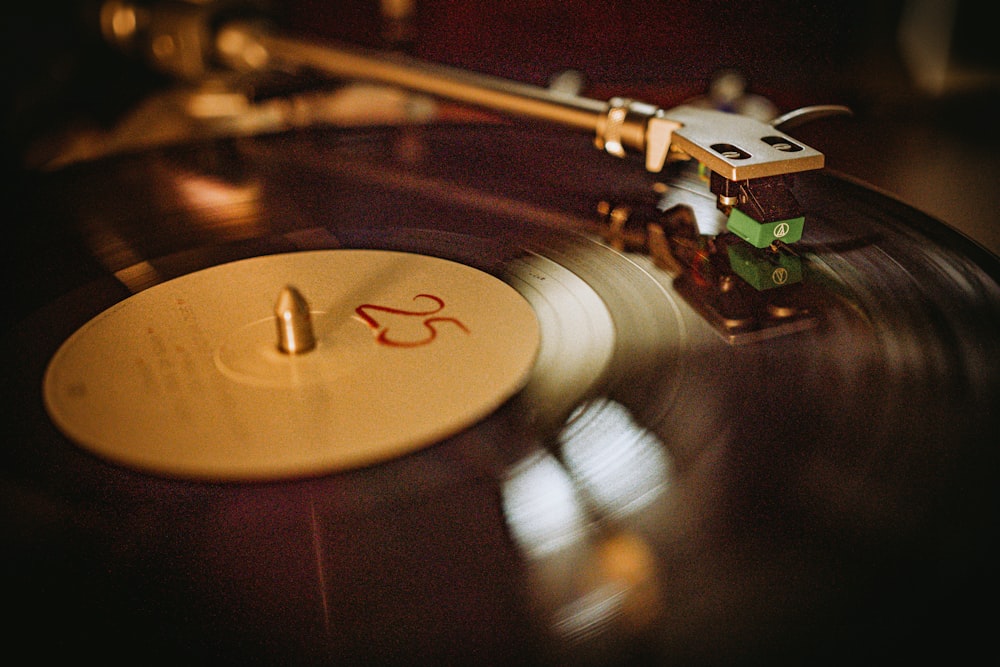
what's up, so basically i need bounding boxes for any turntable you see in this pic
[5,2,999,665]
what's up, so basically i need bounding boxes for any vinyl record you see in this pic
[5,121,999,666]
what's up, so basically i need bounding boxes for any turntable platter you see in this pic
[5,121,999,666]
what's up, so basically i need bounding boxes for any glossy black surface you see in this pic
[5,123,999,665]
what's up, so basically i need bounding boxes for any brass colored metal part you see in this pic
[275,285,316,354]
[101,2,826,187]
[215,20,823,180]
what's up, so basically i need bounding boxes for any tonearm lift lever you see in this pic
[100,0,843,248]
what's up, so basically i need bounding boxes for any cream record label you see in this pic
[42,249,542,480]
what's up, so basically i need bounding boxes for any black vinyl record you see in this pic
[5,121,999,666]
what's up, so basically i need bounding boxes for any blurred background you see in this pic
[4,0,999,255]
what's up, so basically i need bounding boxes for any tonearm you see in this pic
[99,0,848,248]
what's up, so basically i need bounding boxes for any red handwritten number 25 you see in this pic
[355,294,469,347]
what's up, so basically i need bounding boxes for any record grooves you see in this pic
[5,122,1000,665]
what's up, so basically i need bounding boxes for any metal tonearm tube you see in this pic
[100,0,845,247]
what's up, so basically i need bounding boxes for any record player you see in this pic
[4,2,999,665]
